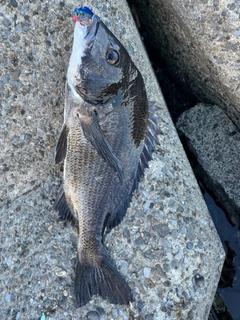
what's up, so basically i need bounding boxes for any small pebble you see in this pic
[194,274,205,287]
[144,277,155,288]
[55,267,67,277]
[145,315,154,320]
[171,259,179,269]
[138,299,145,311]
[86,311,99,320]
[175,249,183,260]
[227,3,236,10]
[123,227,130,239]
[96,307,105,316]
[186,242,194,250]
[143,267,151,277]
[197,240,204,249]
[153,224,170,237]
[5,293,15,303]
[118,259,128,275]
[10,0,18,7]
[186,224,195,241]
[46,40,51,47]
[10,70,21,80]
[12,35,20,43]
[135,236,145,245]
[168,199,175,208]
[2,19,11,27]
[22,24,29,32]
[16,312,22,320]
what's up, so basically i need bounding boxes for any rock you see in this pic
[177,103,240,226]
[9,0,18,8]
[86,311,100,320]
[2,18,11,27]
[10,70,21,80]
[130,0,240,128]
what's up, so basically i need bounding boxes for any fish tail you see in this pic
[74,253,132,307]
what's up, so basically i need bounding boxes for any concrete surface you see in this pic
[177,103,240,227]
[129,0,240,128]
[0,1,224,319]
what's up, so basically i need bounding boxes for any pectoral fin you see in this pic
[79,110,123,182]
[55,124,68,164]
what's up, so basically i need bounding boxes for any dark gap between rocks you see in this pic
[127,2,239,320]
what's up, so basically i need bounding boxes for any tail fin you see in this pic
[74,254,132,307]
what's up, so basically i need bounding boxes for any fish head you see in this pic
[74,14,137,105]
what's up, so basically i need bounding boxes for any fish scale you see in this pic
[54,7,160,307]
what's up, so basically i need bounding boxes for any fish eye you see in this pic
[106,49,119,65]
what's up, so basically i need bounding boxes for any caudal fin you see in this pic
[74,254,132,307]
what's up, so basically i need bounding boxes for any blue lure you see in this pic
[73,6,94,20]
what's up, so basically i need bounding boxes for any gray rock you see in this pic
[96,307,105,316]
[177,103,240,226]
[152,223,170,237]
[10,70,21,80]
[4,293,15,303]
[11,35,20,43]
[186,224,196,241]
[130,0,240,130]
[187,242,194,250]
[22,24,29,32]
[86,311,100,320]
[9,0,18,7]
[2,18,11,27]
[145,315,154,320]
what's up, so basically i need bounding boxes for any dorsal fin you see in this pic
[105,103,161,231]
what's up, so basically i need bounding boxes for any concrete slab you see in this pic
[177,103,240,227]
[0,1,224,319]
[129,0,240,128]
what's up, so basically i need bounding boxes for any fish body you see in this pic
[54,7,159,307]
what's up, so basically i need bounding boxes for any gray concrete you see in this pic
[177,103,240,227]
[130,0,240,128]
[0,1,224,319]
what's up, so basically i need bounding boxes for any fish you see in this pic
[54,6,160,307]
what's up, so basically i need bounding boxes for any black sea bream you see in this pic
[54,6,159,307]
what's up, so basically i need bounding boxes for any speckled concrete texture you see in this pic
[177,103,240,227]
[129,0,240,128]
[0,1,224,319]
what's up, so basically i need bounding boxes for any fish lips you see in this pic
[84,15,100,47]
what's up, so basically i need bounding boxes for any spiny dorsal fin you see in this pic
[105,103,161,231]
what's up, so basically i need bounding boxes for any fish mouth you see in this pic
[84,15,100,47]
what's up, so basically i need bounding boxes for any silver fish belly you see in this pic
[54,11,159,307]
